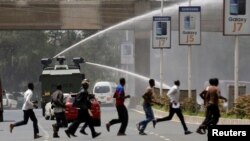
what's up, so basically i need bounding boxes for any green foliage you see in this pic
[152,88,200,113]
[151,89,250,119]
[227,94,250,119]
[152,90,170,111]
[181,97,200,113]
[0,30,53,91]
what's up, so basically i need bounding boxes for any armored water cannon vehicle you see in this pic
[39,56,84,116]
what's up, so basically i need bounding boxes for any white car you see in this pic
[44,93,72,120]
[93,81,117,105]
[44,102,55,120]
[2,93,18,109]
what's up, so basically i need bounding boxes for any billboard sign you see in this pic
[121,42,134,64]
[224,0,250,35]
[179,6,201,45]
[152,16,171,49]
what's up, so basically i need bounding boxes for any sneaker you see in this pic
[117,133,126,136]
[202,128,207,134]
[139,132,147,135]
[184,130,193,135]
[106,123,110,132]
[152,120,156,128]
[34,134,42,139]
[9,124,14,133]
[196,128,205,135]
[92,132,101,138]
[139,131,147,135]
[136,123,140,131]
[80,130,88,135]
[53,134,60,138]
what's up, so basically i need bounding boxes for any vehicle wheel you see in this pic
[45,116,49,120]
[50,116,55,120]
[42,104,45,117]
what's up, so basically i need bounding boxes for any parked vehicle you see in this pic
[64,93,78,122]
[12,92,24,109]
[2,93,18,109]
[89,95,101,126]
[44,93,75,120]
[44,93,101,126]
[44,101,55,120]
[93,81,117,105]
[64,93,101,126]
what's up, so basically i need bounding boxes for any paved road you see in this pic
[0,107,207,141]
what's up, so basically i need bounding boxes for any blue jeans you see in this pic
[138,104,154,132]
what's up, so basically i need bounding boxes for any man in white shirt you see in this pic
[9,83,42,139]
[153,80,192,135]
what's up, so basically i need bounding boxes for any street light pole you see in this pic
[234,36,239,101]
[159,0,164,96]
[187,0,192,98]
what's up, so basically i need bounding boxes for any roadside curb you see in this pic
[135,105,250,125]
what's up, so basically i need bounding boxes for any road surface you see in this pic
[0,107,207,141]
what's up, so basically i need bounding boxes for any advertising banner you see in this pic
[179,6,201,45]
[152,16,171,49]
[121,42,134,64]
[224,0,250,35]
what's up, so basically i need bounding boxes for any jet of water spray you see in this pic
[52,0,196,58]
[86,62,170,89]
[52,0,216,59]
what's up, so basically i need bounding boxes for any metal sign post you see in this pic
[160,0,164,96]
[223,0,250,101]
[179,6,201,98]
[152,16,171,96]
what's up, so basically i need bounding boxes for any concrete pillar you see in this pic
[132,1,151,107]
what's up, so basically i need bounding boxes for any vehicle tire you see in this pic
[41,102,46,117]
[45,116,49,120]
[42,107,45,117]
[50,116,55,120]
[6,100,9,109]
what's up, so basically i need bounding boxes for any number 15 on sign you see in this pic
[185,34,194,43]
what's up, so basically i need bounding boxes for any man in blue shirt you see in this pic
[106,78,130,136]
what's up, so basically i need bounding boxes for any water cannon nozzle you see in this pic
[73,57,84,68]
[56,56,66,65]
[73,57,84,64]
[41,58,52,69]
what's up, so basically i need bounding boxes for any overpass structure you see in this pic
[0,0,179,30]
